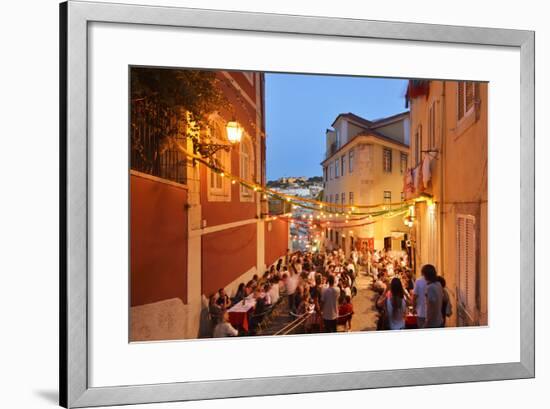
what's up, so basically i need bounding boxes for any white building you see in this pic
[321,111,410,254]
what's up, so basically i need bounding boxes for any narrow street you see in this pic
[256,266,379,336]
[350,269,378,332]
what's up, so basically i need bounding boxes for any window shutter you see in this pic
[456,216,466,304]
[457,82,465,120]
[457,215,477,319]
[465,82,475,112]
[465,217,476,312]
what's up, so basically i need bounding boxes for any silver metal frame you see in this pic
[60,1,535,407]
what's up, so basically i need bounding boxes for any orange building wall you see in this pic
[199,72,263,228]
[201,223,257,297]
[130,173,188,306]
[264,218,289,267]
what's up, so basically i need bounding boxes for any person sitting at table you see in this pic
[212,311,239,338]
[208,294,223,325]
[215,288,231,309]
[263,283,272,306]
[244,281,255,299]
[249,289,268,334]
[231,283,246,306]
[338,295,354,331]
[250,274,259,289]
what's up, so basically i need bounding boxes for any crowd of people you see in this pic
[208,246,453,337]
[209,248,360,337]
[366,249,452,330]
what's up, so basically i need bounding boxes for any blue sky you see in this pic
[265,73,409,181]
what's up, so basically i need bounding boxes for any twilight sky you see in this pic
[265,73,409,181]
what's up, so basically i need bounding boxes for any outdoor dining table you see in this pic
[405,313,418,329]
[228,297,256,332]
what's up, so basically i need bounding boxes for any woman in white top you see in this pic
[386,277,407,330]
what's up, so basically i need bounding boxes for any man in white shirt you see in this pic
[268,278,280,304]
[285,273,298,312]
[413,269,428,328]
[321,275,340,332]
[212,312,239,337]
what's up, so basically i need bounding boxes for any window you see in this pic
[383,148,392,173]
[335,159,340,178]
[348,149,354,173]
[456,214,477,322]
[335,129,340,149]
[240,137,254,199]
[400,152,408,174]
[383,191,392,206]
[341,192,345,205]
[400,192,405,202]
[349,192,354,205]
[210,150,223,190]
[415,125,422,166]
[457,82,477,121]
[329,163,333,180]
[323,166,327,182]
[341,155,346,176]
[208,122,231,200]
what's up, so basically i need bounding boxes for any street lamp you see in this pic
[225,120,243,144]
[192,120,242,167]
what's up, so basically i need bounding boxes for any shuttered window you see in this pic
[456,214,477,318]
[383,148,392,173]
[457,81,477,121]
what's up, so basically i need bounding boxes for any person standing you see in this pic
[386,278,407,330]
[321,275,340,332]
[413,267,428,328]
[423,264,444,328]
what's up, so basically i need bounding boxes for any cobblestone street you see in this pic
[350,269,378,332]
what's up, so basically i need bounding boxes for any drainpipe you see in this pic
[439,82,446,276]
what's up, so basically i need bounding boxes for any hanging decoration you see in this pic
[175,141,419,220]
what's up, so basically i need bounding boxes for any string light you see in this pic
[174,142,419,217]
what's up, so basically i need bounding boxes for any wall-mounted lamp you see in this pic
[193,120,242,166]
[225,120,243,144]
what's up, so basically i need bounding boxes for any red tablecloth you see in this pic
[228,311,250,331]
[228,299,256,332]
[405,314,418,328]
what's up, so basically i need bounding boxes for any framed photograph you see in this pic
[60,1,534,407]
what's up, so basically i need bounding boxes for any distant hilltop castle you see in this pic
[278,176,307,184]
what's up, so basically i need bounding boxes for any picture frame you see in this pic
[60,1,535,407]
